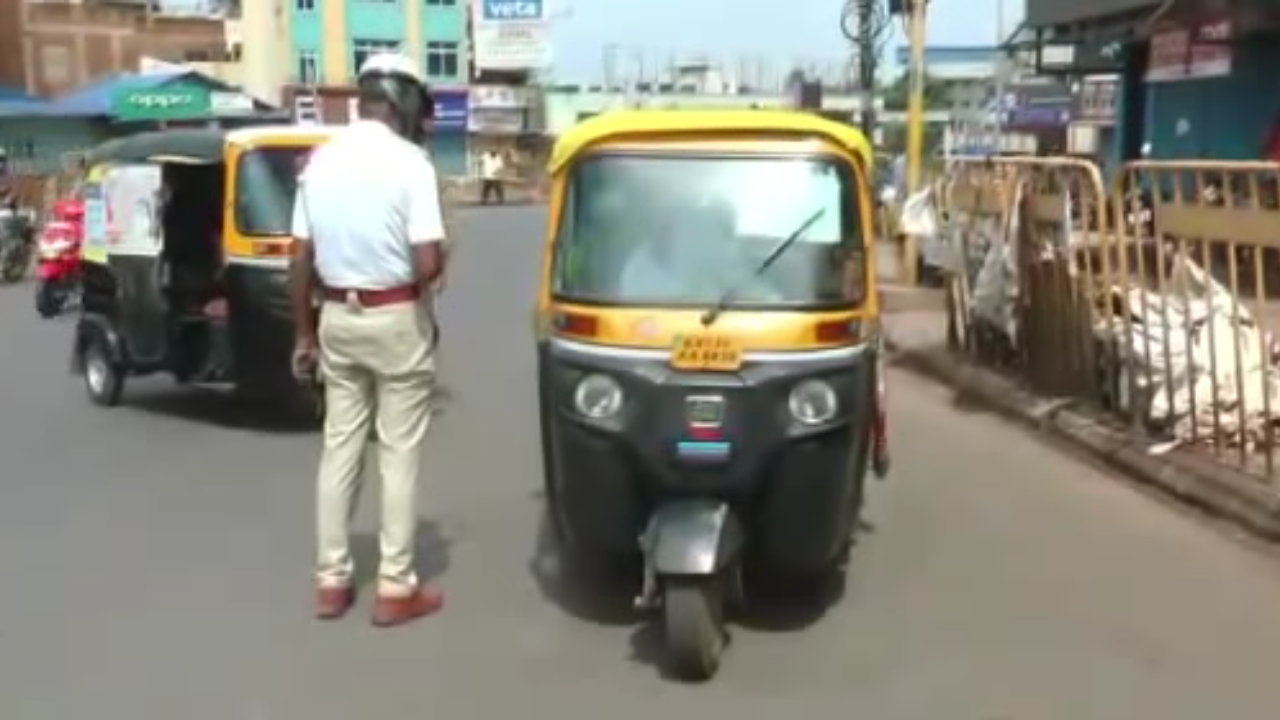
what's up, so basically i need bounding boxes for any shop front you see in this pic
[1139,18,1280,161]
[468,85,532,150]
[1000,81,1074,154]
[429,88,469,178]
[1016,0,1280,164]
[468,84,546,178]
[1069,76,1119,169]
[282,84,469,177]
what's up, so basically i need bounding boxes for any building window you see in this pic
[297,51,319,85]
[352,39,402,75]
[296,0,315,10]
[427,0,457,5]
[426,41,459,79]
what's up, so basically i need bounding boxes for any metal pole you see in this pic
[993,0,1006,152]
[903,0,928,285]
[857,0,877,137]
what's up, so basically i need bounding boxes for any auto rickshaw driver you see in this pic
[618,197,741,302]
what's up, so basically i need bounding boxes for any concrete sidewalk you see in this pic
[879,283,1280,542]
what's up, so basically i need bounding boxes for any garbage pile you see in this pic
[1097,253,1280,454]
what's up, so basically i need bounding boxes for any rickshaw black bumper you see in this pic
[540,338,875,572]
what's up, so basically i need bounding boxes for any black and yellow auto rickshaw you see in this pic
[73,125,334,415]
[536,109,890,679]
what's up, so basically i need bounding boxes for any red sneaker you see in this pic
[370,586,444,627]
[315,585,355,620]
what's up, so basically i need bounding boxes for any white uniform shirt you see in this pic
[480,152,504,181]
[291,121,446,290]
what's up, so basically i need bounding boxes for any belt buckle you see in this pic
[344,289,362,311]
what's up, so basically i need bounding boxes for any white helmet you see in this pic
[357,52,425,85]
[355,52,434,143]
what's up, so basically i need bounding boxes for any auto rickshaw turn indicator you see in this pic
[536,109,888,681]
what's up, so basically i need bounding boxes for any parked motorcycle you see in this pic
[0,207,35,283]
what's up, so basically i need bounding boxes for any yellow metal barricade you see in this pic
[941,156,1109,398]
[1108,161,1280,477]
[938,156,1280,481]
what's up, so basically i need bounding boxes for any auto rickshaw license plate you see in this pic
[670,334,743,372]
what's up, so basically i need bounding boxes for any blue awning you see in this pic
[44,70,190,117]
[0,100,52,118]
[0,84,38,102]
[0,84,51,118]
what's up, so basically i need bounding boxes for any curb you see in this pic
[885,340,1280,541]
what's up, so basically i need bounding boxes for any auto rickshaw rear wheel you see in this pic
[83,339,124,407]
[662,576,727,681]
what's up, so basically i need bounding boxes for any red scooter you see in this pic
[34,199,84,318]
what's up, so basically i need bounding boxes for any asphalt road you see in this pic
[4,207,1280,719]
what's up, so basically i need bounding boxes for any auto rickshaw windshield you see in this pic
[234,146,314,236]
[552,153,863,308]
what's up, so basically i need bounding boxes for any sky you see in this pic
[548,0,1025,82]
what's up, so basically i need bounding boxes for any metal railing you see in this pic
[938,156,1280,482]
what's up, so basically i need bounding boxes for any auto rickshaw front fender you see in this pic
[641,500,743,576]
[72,312,124,370]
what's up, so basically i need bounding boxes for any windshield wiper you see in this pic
[699,207,827,327]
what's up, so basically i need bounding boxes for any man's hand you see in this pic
[291,335,319,382]
[431,245,452,294]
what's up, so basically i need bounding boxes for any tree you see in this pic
[784,68,807,89]
[880,70,950,111]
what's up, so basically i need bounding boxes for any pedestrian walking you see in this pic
[288,52,448,627]
[479,148,505,204]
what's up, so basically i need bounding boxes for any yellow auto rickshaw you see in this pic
[534,109,890,680]
[74,125,335,415]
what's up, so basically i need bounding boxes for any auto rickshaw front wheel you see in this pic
[662,576,728,681]
[82,339,124,407]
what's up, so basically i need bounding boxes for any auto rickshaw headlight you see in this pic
[573,374,623,419]
[788,379,838,425]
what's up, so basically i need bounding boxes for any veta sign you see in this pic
[482,0,542,21]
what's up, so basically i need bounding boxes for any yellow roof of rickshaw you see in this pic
[548,109,874,174]
[225,124,337,146]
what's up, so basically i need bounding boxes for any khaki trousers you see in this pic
[314,297,436,595]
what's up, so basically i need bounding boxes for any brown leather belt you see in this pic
[321,285,420,307]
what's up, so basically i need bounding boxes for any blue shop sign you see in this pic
[433,89,467,131]
[1002,105,1072,129]
[482,0,543,21]
[1000,82,1073,130]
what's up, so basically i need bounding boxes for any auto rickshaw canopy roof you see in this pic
[86,128,228,166]
[548,109,874,175]
[86,125,336,167]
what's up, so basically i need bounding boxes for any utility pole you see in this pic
[993,0,1007,151]
[840,0,878,136]
[602,43,618,90]
[856,0,877,137]
[903,0,928,285]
